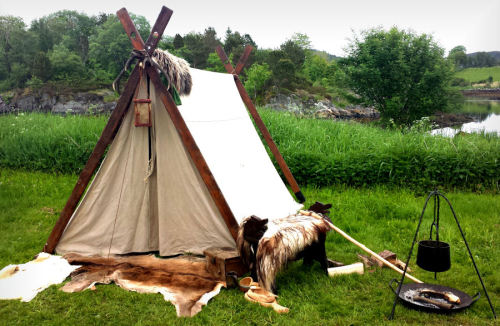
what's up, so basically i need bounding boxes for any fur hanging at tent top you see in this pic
[152,49,192,96]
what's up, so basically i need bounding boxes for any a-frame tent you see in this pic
[43,6,304,257]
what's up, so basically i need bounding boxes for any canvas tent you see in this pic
[44,6,303,257]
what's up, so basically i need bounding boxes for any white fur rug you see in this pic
[0,253,80,302]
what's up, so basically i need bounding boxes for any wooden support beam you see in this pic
[144,6,173,55]
[117,8,145,51]
[43,65,142,253]
[234,45,253,75]
[146,65,240,241]
[215,46,234,73]
[215,45,305,203]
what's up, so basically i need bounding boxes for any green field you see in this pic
[1,112,499,191]
[454,66,500,83]
[0,169,498,325]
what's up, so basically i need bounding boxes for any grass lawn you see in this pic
[0,169,498,325]
[455,66,500,83]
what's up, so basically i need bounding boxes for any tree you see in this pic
[88,14,150,77]
[344,27,456,125]
[173,33,184,49]
[290,33,312,50]
[244,63,272,102]
[49,44,85,80]
[448,45,467,69]
[0,16,35,89]
[205,52,226,72]
[32,51,52,81]
[280,40,306,68]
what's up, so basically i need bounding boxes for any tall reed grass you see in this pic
[0,111,498,190]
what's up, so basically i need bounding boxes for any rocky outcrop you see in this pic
[266,94,379,120]
[0,95,8,113]
[2,90,116,114]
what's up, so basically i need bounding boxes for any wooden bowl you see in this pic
[239,277,256,292]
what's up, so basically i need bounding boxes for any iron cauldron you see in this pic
[416,240,451,272]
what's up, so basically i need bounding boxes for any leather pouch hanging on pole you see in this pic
[133,68,152,127]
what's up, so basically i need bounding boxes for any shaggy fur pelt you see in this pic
[62,253,223,317]
[152,49,192,95]
[238,213,331,293]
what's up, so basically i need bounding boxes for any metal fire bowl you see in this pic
[389,279,480,313]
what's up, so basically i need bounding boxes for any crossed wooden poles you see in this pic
[43,6,304,254]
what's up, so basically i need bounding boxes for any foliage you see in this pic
[0,16,35,90]
[448,45,467,69]
[1,112,498,191]
[344,27,457,125]
[466,52,498,68]
[244,63,272,103]
[49,44,85,80]
[0,169,499,325]
[88,14,150,78]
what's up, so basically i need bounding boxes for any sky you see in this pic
[1,0,499,56]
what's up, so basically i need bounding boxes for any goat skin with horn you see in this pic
[237,213,331,293]
[152,49,192,95]
[61,253,224,317]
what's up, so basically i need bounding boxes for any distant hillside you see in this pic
[467,51,500,60]
[311,49,342,61]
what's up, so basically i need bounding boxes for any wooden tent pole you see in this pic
[43,6,173,254]
[324,219,423,283]
[215,45,305,203]
[43,66,142,253]
[146,66,240,241]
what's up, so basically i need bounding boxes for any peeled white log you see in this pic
[328,262,364,277]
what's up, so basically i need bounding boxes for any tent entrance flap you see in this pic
[56,77,235,256]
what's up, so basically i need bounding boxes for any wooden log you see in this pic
[412,295,454,309]
[146,66,240,241]
[43,66,142,253]
[328,262,364,277]
[215,46,305,203]
[324,220,423,284]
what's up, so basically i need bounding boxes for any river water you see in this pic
[431,99,500,136]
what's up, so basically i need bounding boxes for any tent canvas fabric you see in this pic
[56,68,302,256]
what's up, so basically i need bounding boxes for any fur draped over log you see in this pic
[152,49,192,96]
[238,214,331,292]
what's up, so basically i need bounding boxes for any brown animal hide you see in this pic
[62,253,224,317]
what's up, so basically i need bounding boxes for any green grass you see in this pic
[454,66,500,83]
[259,110,500,190]
[0,169,498,325]
[1,112,499,191]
